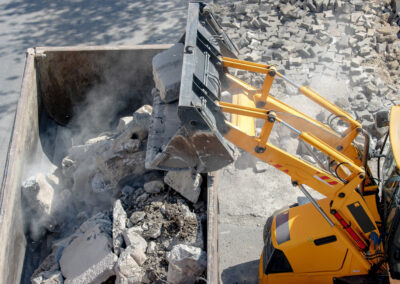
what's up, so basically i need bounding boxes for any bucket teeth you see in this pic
[145,93,199,171]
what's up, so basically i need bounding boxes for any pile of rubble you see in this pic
[214,0,399,137]
[23,103,207,284]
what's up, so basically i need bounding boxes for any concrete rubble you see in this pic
[25,104,207,283]
[167,244,207,284]
[164,170,202,203]
[152,43,184,103]
[112,200,127,256]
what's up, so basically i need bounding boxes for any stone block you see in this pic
[60,223,116,284]
[167,244,206,284]
[22,174,55,217]
[129,211,146,225]
[122,229,147,252]
[164,170,202,203]
[117,116,134,132]
[337,35,349,49]
[350,57,362,68]
[152,43,184,103]
[356,110,373,122]
[32,271,63,284]
[115,248,144,284]
[113,200,127,256]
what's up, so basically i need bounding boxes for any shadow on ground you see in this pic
[0,0,187,54]
[221,260,260,284]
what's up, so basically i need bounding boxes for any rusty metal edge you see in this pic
[34,44,173,54]
[0,48,35,284]
[0,48,35,219]
[207,171,218,284]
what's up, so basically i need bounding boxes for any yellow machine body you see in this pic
[390,105,400,169]
[258,199,378,284]
[216,57,395,283]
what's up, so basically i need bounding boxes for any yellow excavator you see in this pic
[146,2,400,283]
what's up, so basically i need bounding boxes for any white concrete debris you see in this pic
[129,211,146,225]
[152,43,184,103]
[164,170,202,203]
[31,271,63,284]
[146,241,157,254]
[167,244,207,284]
[125,245,147,266]
[27,41,206,284]
[63,253,117,284]
[117,116,134,131]
[22,173,55,217]
[22,173,59,239]
[114,247,145,284]
[59,216,117,284]
[122,229,147,252]
[113,199,128,256]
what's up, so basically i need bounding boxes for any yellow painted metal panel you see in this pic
[390,105,400,168]
[230,94,256,136]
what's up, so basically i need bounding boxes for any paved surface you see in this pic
[217,155,302,283]
[0,0,188,185]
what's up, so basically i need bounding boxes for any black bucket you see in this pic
[145,1,239,173]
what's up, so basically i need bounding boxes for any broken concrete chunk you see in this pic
[143,180,164,194]
[142,222,162,239]
[181,203,196,221]
[124,245,147,266]
[60,222,116,284]
[133,104,152,117]
[114,247,144,284]
[31,270,63,284]
[152,43,184,103]
[22,173,58,238]
[135,192,149,204]
[85,135,111,145]
[117,116,134,131]
[113,200,127,256]
[122,228,147,252]
[128,226,144,235]
[22,174,55,216]
[31,251,62,282]
[167,244,207,284]
[95,150,147,188]
[164,170,202,203]
[77,212,112,234]
[129,211,146,225]
[146,241,157,254]
[64,253,117,284]
[112,105,152,155]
